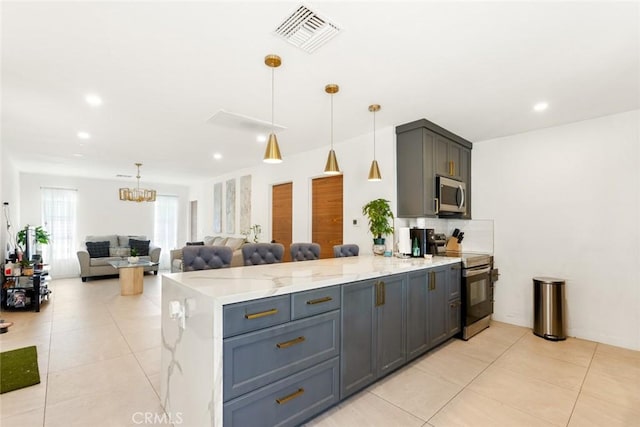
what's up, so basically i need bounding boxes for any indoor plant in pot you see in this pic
[362,198,394,255]
[16,225,51,261]
[128,248,139,264]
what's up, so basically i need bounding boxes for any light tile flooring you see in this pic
[1,275,638,427]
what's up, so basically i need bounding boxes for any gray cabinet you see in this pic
[447,264,462,336]
[428,266,449,348]
[406,263,463,361]
[396,127,437,217]
[406,270,429,361]
[396,119,473,218]
[223,311,340,400]
[340,274,406,399]
[224,357,339,427]
[223,290,341,426]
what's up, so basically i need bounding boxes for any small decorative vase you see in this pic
[127,256,139,263]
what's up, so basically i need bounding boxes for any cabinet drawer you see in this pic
[291,286,341,320]
[224,357,339,427]
[224,295,291,338]
[224,310,340,401]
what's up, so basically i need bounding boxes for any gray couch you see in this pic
[170,235,247,273]
[77,234,161,281]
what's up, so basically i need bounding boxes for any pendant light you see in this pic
[118,163,157,202]
[264,54,283,163]
[367,104,382,181]
[324,84,341,175]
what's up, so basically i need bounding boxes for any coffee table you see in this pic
[108,260,158,296]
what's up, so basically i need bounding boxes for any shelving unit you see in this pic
[1,271,51,312]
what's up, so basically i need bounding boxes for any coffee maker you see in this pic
[409,228,438,257]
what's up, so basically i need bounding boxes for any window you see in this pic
[154,195,179,270]
[41,188,78,278]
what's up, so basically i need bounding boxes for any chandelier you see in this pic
[119,163,156,202]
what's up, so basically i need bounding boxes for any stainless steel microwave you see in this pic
[436,176,466,214]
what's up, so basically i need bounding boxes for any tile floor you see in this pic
[1,274,638,427]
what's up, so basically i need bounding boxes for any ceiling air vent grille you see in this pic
[274,5,341,53]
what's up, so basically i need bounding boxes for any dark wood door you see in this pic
[272,182,292,262]
[312,175,343,259]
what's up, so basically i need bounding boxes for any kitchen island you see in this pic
[160,255,461,427]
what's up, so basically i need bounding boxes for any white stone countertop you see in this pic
[163,255,461,305]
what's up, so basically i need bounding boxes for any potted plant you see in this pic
[362,198,394,245]
[20,259,34,276]
[128,248,139,264]
[16,225,51,252]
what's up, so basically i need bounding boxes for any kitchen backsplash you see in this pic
[395,217,494,254]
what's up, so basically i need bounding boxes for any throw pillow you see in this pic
[186,241,204,246]
[86,241,110,258]
[212,237,227,246]
[225,237,246,251]
[129,239,150,256]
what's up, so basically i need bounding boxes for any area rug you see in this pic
[0,345,41,394]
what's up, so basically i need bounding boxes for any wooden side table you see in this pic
[108,260,158,296]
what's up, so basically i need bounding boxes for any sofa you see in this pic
[77,234,161,281]
[170,235,247,272]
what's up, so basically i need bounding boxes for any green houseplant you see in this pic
[362,198,394,245]
[16,225,51,252]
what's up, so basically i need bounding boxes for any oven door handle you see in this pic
[463,266,491,277]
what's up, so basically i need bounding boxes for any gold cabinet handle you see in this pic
[276,388,304,405]
[276,336,306,349]
[380,281,385,306]
[429,271,436,290]
[244,308,278,320]
[306,296,332,305]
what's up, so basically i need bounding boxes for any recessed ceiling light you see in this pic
[256,134,267,143]
[85,94,103,106]
[213,153,222,160]
[533,102,548,112]
[77,131,91,139]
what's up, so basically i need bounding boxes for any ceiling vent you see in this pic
[274,4,341,53]
[116,174,133,178]
[207,109,286,133]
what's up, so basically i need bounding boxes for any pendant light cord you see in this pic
[373,110,376,160]
[330,93,334,149]
[271,68,275,133]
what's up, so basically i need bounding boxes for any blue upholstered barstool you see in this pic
[333,244,359,258]
[241,243,285,266]
[290,243,321,261]
[182,245,233,271]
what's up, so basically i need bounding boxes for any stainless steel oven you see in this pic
[460,254,496,340]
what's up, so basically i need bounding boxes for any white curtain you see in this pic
[154,195,178,270]
[41,188,78,278]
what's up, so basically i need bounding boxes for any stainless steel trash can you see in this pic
[533,277,566,341]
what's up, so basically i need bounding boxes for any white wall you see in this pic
[19,173,190,252]
[190,126,397,254]
[1,153,21,259]
[473,110,640,350]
